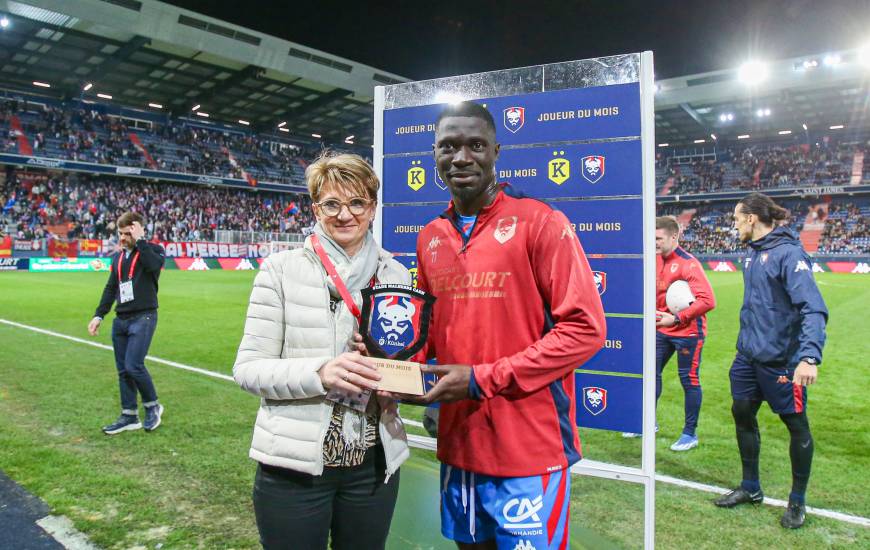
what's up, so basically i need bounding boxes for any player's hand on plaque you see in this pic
[399,364,471,404]
[318,352,381,394]
[793,361,818,386]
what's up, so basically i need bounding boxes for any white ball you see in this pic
[666,280,695,314]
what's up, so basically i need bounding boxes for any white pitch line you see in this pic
[0,318,233,382]
[3,318,868,528]
[36,515,100,550]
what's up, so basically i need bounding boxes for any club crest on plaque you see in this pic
[361,284,435,360]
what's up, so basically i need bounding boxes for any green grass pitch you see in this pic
[0,270,868,549]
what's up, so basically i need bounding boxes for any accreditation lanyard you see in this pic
[310,234,362,326]
[118,250,141,282]
[117,250,140,304]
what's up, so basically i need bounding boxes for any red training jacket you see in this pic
[656,246,716,338]
[416,189,606,477]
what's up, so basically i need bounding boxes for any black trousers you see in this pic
[252,446,400,550]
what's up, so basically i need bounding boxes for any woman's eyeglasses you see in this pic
[316,197,372,217]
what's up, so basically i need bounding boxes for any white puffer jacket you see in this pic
[233,238,411,477]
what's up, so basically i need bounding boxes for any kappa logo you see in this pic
[513,541,537,550]
[744,257,752,270]
[188,257,209,271]
[548,151,570,185]
[427,236,442,262]
[503,106,525,133]
[502,496,543,530]
[761,252,769,264]
[560,223,575,240]
[581,155,605,183]
[713,262,735,272]
[583,386,608,415]
[794,260,810,273]
[852,262,870,274]
[494,216,518,244]
[592,271,607,295]
[407,160,425,191]
[235,258,256,270]
[812,262,825,273]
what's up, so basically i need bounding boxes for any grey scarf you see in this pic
[313,223,380,297]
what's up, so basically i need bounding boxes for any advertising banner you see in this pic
[28,257,111,272]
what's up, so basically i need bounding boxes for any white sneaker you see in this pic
[670,433,699,451]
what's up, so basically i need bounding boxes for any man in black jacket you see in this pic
[88,212,166,434]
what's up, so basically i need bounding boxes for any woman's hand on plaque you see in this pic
[319,352,381,394]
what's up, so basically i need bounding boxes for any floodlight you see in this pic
[83,83,93,91]
[148,103,162,109]
[694,139,705,144]
[97,93,112,99]
[32,81,50,88]
[277,121,287,128]
[829,124,844,130]
[311,133,322,138]
[778,130,792,135]
[710,134,717,140]
[657,143,669,147]
[191,104,201,111]
[238,119,250,125]
[196,112,209,118]
[0,17,9,29]
[802,123,808,131]
[737,60,768,85]
[737,134,750,139]
[823,54,841,66]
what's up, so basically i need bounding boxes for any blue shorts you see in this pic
[729,353,807,414]
[440,464,571,549]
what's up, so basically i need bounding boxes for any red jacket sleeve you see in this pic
[676,259,716,325]
[472,210,606,397]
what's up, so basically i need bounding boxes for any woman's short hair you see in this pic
[305,152,380,203]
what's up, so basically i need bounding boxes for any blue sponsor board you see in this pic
[381,204,447,253]
[383,83,641,154]
[0,257,29,271]
[587,257,643,315]
[382,139,641,204]
[392,254,421,288]
[576,373,642,433]
[583,316,643,375]
[553,198,643,255]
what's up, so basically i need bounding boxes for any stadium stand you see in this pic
[658,198,870,256]
[0,97,327,187]
[0,169,315,242]
[656,140,868,196]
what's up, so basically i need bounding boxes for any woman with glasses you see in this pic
[233,152,411,549]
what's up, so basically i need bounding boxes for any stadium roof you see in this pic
[1,0,869,150]
[0,0,409,148]
[654,48,870,148]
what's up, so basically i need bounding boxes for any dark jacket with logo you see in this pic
[95,240,165,319]
[737,226,827,366]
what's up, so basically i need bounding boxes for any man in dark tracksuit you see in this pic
[715,193,827,529]
[88,212,166,434]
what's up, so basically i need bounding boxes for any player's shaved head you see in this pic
[435,102,496,137]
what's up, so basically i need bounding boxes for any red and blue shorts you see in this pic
[440,464,571,549]
[729,352,807,414]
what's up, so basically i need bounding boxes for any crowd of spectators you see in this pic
[1,170,315,242]
[1,98,332,186]
[817,202,870,254]
[658,141,863,195]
